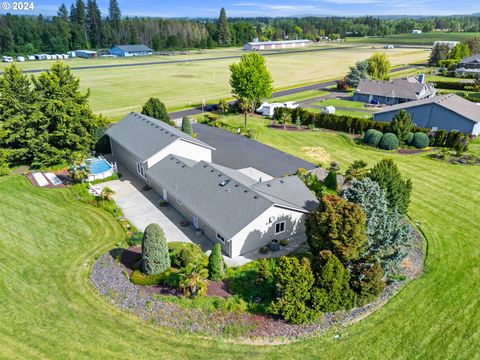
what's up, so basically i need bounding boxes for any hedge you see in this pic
[411,132,430,148]
[288,107,428,135]
[364,129,378,143]
[406,132,414,145]
[379,133,399,150]
[433,81,472,91]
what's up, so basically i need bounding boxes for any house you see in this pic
[106,112,214,179]
[109,44,153,57]
[412,29,422,34]
[433,41,459,49]
[75,50,98,59]
[373,94,480,136]
[458,53,480,69]
[455,67,480,79]
[244,39,311,51]
[353,75,437,105]
[106,112,318,257]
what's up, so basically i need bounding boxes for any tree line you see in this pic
[1,2,480,55]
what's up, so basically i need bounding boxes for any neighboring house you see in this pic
[109,44,153,57]
[244,39,311,51]
[373,94,480,136]
[75,50,98,59]
[455,67,480,79]
[353,75,437,105]
[105,112,215,179]
[458,53,480,69]
[147,156,318,257]
[106,112,318,258]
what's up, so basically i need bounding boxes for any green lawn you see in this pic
[1,45,427,121]
[271,89,330,103]
[0,117,479,358]
[346,32,480,45]
[313,98,373,110]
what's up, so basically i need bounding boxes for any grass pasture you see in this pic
[346,32,480,45]
[1,45,428,120]
[0,116,479,358]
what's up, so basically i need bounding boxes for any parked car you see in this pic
[1,56,13,63]
[16,56,25,62]
[384,45,395,49]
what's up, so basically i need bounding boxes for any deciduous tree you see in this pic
[367,52,391,80]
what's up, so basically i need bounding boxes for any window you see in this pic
[216,233,225,244]
[275,221,286,234]
[136,163,146,179]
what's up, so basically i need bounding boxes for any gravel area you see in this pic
[90,231,424,342]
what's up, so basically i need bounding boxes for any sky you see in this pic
[5,0,480,18]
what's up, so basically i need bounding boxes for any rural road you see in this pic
[0,44,428,75]
[168,64,423,119]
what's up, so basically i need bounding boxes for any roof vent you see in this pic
[235,184,239,187]
[219,179,230,187]
[244,190,248,193]
[253,195,258,199]
[267,184,271,187]
[203,165,207,168]
[210,170,214,173]
[280,180,285,183]
[218,174,221,177]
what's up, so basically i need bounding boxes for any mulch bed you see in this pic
[396,148,427,155]
[268,122,308,131]
[91,229,425,341]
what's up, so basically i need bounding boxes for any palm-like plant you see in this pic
[217,99,229,117]
[279,111,291,130]
[101,187,114,201]
[179,264,208,298]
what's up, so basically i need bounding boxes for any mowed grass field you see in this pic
[0,117,479,358]
[347,32,480,45]
[2,45,428,120]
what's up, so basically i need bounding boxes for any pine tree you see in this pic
[181,117,193,136]
[389,109,413,144]
[208,243,224,281]
[217,8,230,46]
[108,0,121,43]
[368,159,412,216]
[141,98,174,126]
[344,60,370,88]
[57,3,69,21]
[141,223,170,275]
[86,0,102,49]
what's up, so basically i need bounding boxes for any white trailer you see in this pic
[27,55,36,61]
[2,56,13,63]
[16,56,25,62]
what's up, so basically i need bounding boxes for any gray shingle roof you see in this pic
[375,93,480,124]
[356,76,436,100]
[112,44,153,52]
[105,112,214,161]
[147,155,318,240]
[460,53,480,64]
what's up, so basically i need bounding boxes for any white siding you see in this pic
[230,205,306,257]
[144,139,212,168]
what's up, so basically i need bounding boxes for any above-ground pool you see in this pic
[86,157,116,182]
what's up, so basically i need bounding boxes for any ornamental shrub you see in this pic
[349,261,385,305]
[208,243,225,281]
[168,242,207,269]
[306,195,367,262]
[406,132,414,145]
[141,223,170,275]
[130,270,164,286]
[379,133,399,150]
[366,130,383,147]
[411,132,429,148]
[268,256,318,324]
[324,170,338,191]
[181,117,193,136]
[311,250,356,312]
[434,130,447,147]
[363,128,377,143]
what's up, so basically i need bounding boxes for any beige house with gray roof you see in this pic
[354,75,437,105]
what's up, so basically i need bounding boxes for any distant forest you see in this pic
[1,0,480,55]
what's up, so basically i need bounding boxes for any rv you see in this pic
[27,55,36,61]
[16,56,25,62]
[256,101,299,116]
[2,56,13,63]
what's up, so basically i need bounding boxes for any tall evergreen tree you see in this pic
[389,109,413,144]
[141,223,170,275]
[181,117,193,136]
[141,98,173,126]
[57,3,69,22]
[108,0,121,43]
[368,159,412,216]
[69,3,77,22]
[217,8,230,46]
[86,0,102,49]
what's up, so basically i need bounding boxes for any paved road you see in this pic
[168,64,423,119]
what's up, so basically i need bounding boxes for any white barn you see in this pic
[244,39,312,51]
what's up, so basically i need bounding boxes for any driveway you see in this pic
[96,165,214,253]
